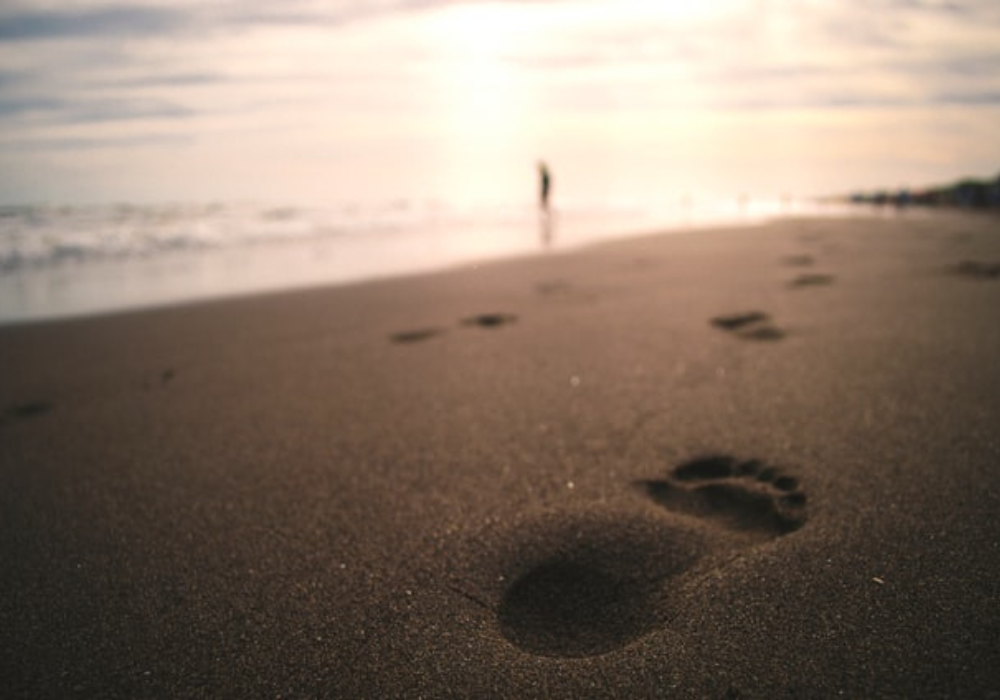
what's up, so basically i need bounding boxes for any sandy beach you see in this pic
[2,211,999,698]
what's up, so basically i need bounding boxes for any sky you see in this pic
[1,0,999,207]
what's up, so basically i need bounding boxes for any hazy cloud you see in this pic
[89,72,226,89]
[0,0,482,42]
[0,5,188,41]
[0,132,193,152]
[0,94,195,124]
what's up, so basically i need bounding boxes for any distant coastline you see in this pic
[832,170,1000,210]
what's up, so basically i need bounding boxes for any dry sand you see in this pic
[2,212,1000,698]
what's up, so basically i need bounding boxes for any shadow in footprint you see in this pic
[635,455,807,540]
[952,260,1000,280]
[390,328,446,344]
[461,313,517,329]
[789,273,834,288]
[711,312,786,342]
[499,559,657,658]
[489,512,702,658]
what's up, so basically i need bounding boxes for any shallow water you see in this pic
[0,197,846,324]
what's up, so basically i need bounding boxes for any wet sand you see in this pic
[2,212,1000,698]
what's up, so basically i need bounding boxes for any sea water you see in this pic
[0,196,845,324]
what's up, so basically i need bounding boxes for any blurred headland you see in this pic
[830,169,1000,211]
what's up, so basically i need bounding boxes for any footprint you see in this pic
[535,280,602,305]
[391,313,517,343]
[952,260,1000,280]
[490,512,701,659]
[143,368,177,390]
[782,254,815,267]
[490,456,806,658]
[1,401,53,427]
[711,311,769,331]
[789,273,834,288]
[498,554,665,658]
[535,280,571,296]
[461,313,517,329]
[389,328,446,344]
[710,312,786,341]
[634,455,807,539]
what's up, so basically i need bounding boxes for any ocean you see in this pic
[0,196,847,324]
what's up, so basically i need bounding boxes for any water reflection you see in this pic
[539,208,556,248]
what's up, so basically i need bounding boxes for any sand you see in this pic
[2,212,1000,698]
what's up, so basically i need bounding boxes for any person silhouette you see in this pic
[538,161,552,212]
[537,161,554,247]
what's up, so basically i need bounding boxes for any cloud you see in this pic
[0,0,484,43]
[0,94,195,124]
[931,90,1000,105]
[3,1,998,108]
[0,5,188,41]
[0,69,28,90]
[90,72,226,89]
[0,132,193,151]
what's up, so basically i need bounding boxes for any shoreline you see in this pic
[0,202,862,327]
[2,211,999,697]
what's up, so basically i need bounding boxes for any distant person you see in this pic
[538,161,552,212]
[537,161,554,247]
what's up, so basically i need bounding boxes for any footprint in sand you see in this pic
[635,455,807,540]
[494,455,806,658]
[494,514,698,659]
[391,313,517,344]
[461,313,517,328]
[798,232,825,244]
[952,260,1000,280]
[142,368,177,390]
[711,311,786,341]
[1,401,53,427]
[789,273,835,289]
[782,254,815,267]
[389,328,446,344]
[535,280,571,296]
